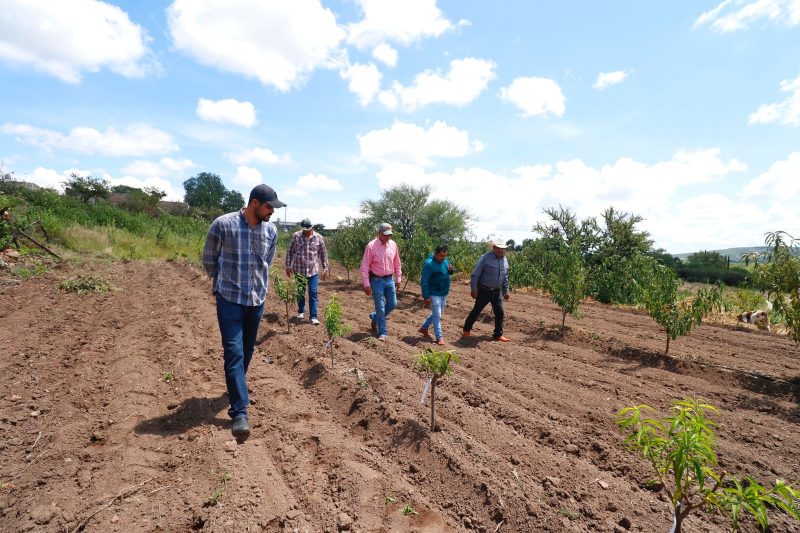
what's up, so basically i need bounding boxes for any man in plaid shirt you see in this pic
[285,218,329,325]
[202,184,285,439]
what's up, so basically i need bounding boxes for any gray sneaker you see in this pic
[310,317,320,325]
[232,416,250,438]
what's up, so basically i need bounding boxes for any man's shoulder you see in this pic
[211,211,241,229]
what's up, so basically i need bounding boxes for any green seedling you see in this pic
[384,495,396,505]
[323,294,351,368]
[59,275,111,295]
[163,372,174,383]
[401,504,418,516]
[617,399,800,532]
[273,273,307,333]
[414,348,461,432]
[558,508,578,521]
[207,472,232,507]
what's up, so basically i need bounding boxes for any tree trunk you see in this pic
[670,502,683,533]
[665,335,670,355]
[430,377,437,432]
[285,302,290,333]
[561,310,567,332]
[330,340,335,368]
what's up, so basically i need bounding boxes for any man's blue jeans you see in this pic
[421,294,448,340]
[296,274,319,319]
[215,295,264,420]
[369,276,397,336]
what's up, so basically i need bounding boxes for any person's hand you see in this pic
[447,264,454,274]
[322,270,329,281]
[285,268,293,278]
[470,290,477,299]
[503,293,510,301]
[363,286,372,296]
[423,298,431,308]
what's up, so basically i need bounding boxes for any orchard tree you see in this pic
[745,231,800,344]
[414,349,461,432]
[636,262,723,354]
[417,199,472,242]
[543,242,588,332]
[221,189,245,212]
[329,216,374,281]
[272,273,307,333]
[396,229,434,292]
[360,184,430,240]
[618,399,800,532]
[323,295,351,368]
[63,173,110,203]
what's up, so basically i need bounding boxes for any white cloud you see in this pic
[27,167,70,191]
[593,70,629,90]
[373,148,746,250]
[378,57,496,111]
[196,98,257,128]
[232,166,263,188]
[743,151,800,200]
[340,62,382,105]
[121,157,196,178]
[694,0,800,32]
[748,73,800,126]
[167,0,345,91]
[499,77,566,117]
[0,0,157,83]
[228,147,292,166]
[358,121,480,166]
[347,0,458,49]
[1,123,178,156]
[285,204,362,229]
[372,43,398,67]
[286,173,342,196]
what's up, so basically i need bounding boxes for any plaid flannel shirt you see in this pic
[202,210,278,306]
[285,230,329,277]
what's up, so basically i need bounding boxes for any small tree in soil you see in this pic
[323,294,350,367]
[273,273,307,333]
[636,264,723,354]
[414,348,461,431]
[617,399,800,532]
[542,242,588,332]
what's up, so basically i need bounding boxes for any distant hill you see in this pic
[673,246,769,263]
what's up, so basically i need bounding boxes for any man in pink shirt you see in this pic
[359,222,402,341]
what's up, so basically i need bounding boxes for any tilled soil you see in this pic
[0,258,798,532]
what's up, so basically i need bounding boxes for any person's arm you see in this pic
[265,225,278,268]
[285,232,296,276]
[201,221,221,279]
[502,257,510,299]
[470,254,485,296]
[359,241,373,291]
[393,241,402,286]
[318,235,329,279]
[420,260,431,300]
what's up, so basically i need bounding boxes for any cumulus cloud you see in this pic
[694,0,800,32]
[743,151,800,200]
[748,73,800,126]
[593,70,629,90]
[499,77,566,117]
[232,166,263,188]
[227,147,292,166]
[373,148,746,250]
[340,62,382,105]
[0,0,157,83]
[121,157,196,178]
[378,57,495,111]
[167,0,345,91]
[346,0,459,49]
[372,43,398,67]
[1,123,178,156]
[196,98,257,128]
[358,121,481,166]
[286,173,342,196]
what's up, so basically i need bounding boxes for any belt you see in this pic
[480,285,500,291]
[369,272,393,280]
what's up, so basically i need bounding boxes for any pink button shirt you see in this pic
[359,238,402,287]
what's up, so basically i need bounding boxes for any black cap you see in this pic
[300,218,312,228]
[249,184,286,208]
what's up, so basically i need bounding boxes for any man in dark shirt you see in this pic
[462,239,511,342]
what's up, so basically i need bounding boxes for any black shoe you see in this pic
[232,417,250,438]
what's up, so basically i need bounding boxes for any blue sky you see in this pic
[1,0,799,253]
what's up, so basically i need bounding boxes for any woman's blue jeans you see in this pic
[215,295,264,420]
[421,294,448,340]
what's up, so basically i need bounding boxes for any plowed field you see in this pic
[1,258,798,532]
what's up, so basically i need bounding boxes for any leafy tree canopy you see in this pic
[63,173,110,203]
[183,172,227,209]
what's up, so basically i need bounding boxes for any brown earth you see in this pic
[0,257,798,532]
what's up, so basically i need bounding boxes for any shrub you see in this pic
[414,349,461,431]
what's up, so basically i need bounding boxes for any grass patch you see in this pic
[59,275,112,294]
